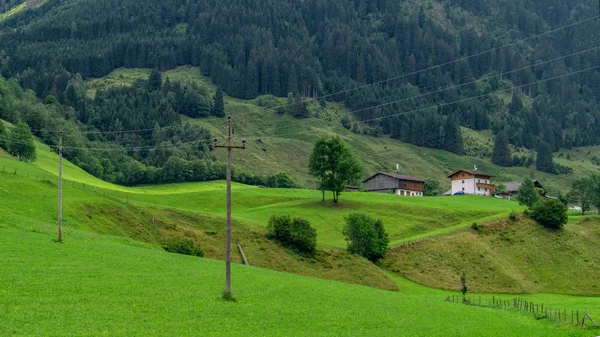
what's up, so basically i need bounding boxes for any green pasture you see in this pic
[2,226,597,337]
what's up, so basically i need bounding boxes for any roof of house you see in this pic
[446,169,494,178]
[504,181,522,193]
[362,172,426,184]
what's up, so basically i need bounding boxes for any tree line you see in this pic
[1,0,600,159]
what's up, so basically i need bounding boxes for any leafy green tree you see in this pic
[343,213,389,262]
[569,177,595,216]
[492,130,512,167]
[424,180,441,196]
[308,138,331,202]
[592,174,600,213]
[517,178,540,209]
[0,121,7,150]
[326,137,362,203]
[494,183,507,195]
[530,199,568,229]
[267,215,317,256]
[213,87,225,117]
[8,122,36,162]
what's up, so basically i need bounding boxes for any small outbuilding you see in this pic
[362,172,425,197]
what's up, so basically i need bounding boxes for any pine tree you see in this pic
[148,69,162,91]
[492,129,512,167]
[213,87,225,117]
[288,65,299,95]
[536,141,555,174]
[442,116,463,155]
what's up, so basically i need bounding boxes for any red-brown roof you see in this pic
[446,169,494,178]
[362,172,426,184]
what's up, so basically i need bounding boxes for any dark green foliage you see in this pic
[148,69,162,91]
[8,122,36,162]
[308,137,362,203]
[213,87,225,117]
[267,215,317,256]
[569,178,595,216]
[442,116,463,155]
[162,235,204,257]
[289,93,309,119]
[343,213,389,262]
[424,180,441,196]
[530,199,568,230]
[536,141,555,174]
[1,0,598,157]
[592,174,600,213]
[0,121,7,150]
[517,178,540,209]
[460,272,468,301]
[492,130,512,167]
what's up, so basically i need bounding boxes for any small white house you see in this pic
[447,168,495,196]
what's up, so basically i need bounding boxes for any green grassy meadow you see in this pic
[2,226,599,337]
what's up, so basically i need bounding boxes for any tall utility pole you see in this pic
[214,116,246,297]
[57,130,63,242]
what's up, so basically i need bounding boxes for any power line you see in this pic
[238,45,600,137]
[251,14,600,113]
[24,15,599,137]
[253,64,600,139]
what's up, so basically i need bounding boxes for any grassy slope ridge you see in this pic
[384,216,600,295]
[1,226,596,337]
[0,158,397,290]
[85,67,600,194]
[0,145,520,248]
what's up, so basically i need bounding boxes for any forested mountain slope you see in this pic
[0,0,599,186]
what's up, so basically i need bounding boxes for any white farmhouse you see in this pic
[447,168,495,196]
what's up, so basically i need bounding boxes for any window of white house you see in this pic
[462,187,465,191]
[462,180,465,184]
[478,187,480,191]
[485,188,488,192]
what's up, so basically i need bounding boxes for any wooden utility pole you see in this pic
[57,131,63,242]
[214,116,246,298]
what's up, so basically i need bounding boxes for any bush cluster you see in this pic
[530,199,568,230]
[162,235,204,257]
[343,213,389,262]
[267,215,317,256]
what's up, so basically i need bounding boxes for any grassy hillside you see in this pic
[383,215,600,295]
[2,225,597,337]
[84,67,600,195]
[0,156,398,290]
[0,144,520,249]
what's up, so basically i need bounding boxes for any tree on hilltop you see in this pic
[309,137,362,203]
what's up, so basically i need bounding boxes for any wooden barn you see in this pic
[362,172,425,197]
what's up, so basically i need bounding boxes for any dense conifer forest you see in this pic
[0,0,599,184]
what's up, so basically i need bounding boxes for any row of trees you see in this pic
[267,212,389,262]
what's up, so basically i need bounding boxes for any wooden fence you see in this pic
[445,294,597,327]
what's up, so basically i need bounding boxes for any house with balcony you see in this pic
[447,168,495,196]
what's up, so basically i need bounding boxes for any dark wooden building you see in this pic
[362,172,426,197]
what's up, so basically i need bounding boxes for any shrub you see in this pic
[530,199,568,230]
[508,210,519,222]
[343,213,389,262]
[162,235,204,257]
[267,215,317,256]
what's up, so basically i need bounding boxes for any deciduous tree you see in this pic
[8,122,36,162]
[517,178,540,209]
[569,178,595,216]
